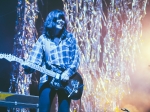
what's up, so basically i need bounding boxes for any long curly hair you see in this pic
[43,9,67,38]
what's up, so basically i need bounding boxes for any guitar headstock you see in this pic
[0,53,5,59]
[0,53,16,62]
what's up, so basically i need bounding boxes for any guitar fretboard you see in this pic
[0,54,57,77]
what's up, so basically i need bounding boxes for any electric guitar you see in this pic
[0,54,83,100]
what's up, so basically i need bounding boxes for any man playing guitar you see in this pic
[23,9,81,112]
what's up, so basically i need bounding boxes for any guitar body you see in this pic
[48,72,83,100]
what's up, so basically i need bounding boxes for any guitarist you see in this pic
[23,9,80,112]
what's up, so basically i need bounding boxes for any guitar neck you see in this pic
[24,61,57,77]
[3,54,57,77]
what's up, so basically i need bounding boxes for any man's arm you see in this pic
[61,35,80,80]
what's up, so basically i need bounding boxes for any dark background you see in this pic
[0,0,150,112]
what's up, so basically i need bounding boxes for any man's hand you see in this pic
[61,70,69,81]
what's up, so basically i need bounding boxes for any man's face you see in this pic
[55,19,65,29]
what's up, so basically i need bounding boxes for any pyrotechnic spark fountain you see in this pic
[62,0,148,111]
[9,0,38,111]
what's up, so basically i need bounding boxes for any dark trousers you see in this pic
[38,82,71,112]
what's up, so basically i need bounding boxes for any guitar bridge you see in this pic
[67,80,80,98]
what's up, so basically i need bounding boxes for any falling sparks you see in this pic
[63,0,148,111]
[9,0,38,111]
